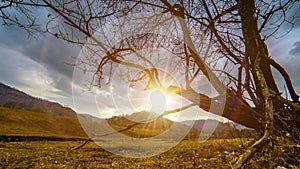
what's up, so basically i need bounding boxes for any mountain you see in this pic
[0,82,88,139]
[77,113,105,122]
[181,119,228,137]
[0,82,76,116]
[107,111,200,139]
[181,119,252,139]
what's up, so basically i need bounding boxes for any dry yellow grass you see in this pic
[2,138,297,169]
[0,106,87,138]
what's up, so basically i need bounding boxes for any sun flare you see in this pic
[128,87,183,117]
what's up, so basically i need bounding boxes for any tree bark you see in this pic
[238,0,280,97]
[176,87,263,130]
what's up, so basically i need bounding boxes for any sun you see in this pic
[129,87,182,116]
[149,89,167,114]
[127,68,184,117]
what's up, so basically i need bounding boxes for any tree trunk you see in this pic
[177,87,263,130]
[238,0,280,97]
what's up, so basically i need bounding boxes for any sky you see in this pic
[0,7,300,122]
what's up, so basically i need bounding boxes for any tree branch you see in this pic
[269,58,299,103]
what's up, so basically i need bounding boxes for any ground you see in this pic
[1,138,299,169]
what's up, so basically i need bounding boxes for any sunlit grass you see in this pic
[0,106,87,138]
[1,137,299,168]
[0,139,251,169]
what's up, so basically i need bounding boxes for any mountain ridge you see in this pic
[0,82,88,139]
[0,82,76,117]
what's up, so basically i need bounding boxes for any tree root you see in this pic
[232,130,271,169]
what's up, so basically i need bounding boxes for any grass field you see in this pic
[1,138,299,168]
[1,106,299,168]
[0,106,87,138]
[2,138,299,169]
[0,139,250,169]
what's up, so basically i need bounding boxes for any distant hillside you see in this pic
[107,111,200,139]
[0,82,88,139]
[181,119,254,139]
[181,119,228,138]
[77,113,105,122]
[0,106,88,139]
[0,82,75,116]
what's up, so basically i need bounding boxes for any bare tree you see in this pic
[1,0,299,167]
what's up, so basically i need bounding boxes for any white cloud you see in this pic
[0,45,68,102]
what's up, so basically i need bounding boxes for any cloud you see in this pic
[17,35,79,95]
[0,46,68,101]
[289,41,300,56]
[0,21,82,101]
[267,27,300,98]
[20,35,79,78]
[1,5,299,121]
